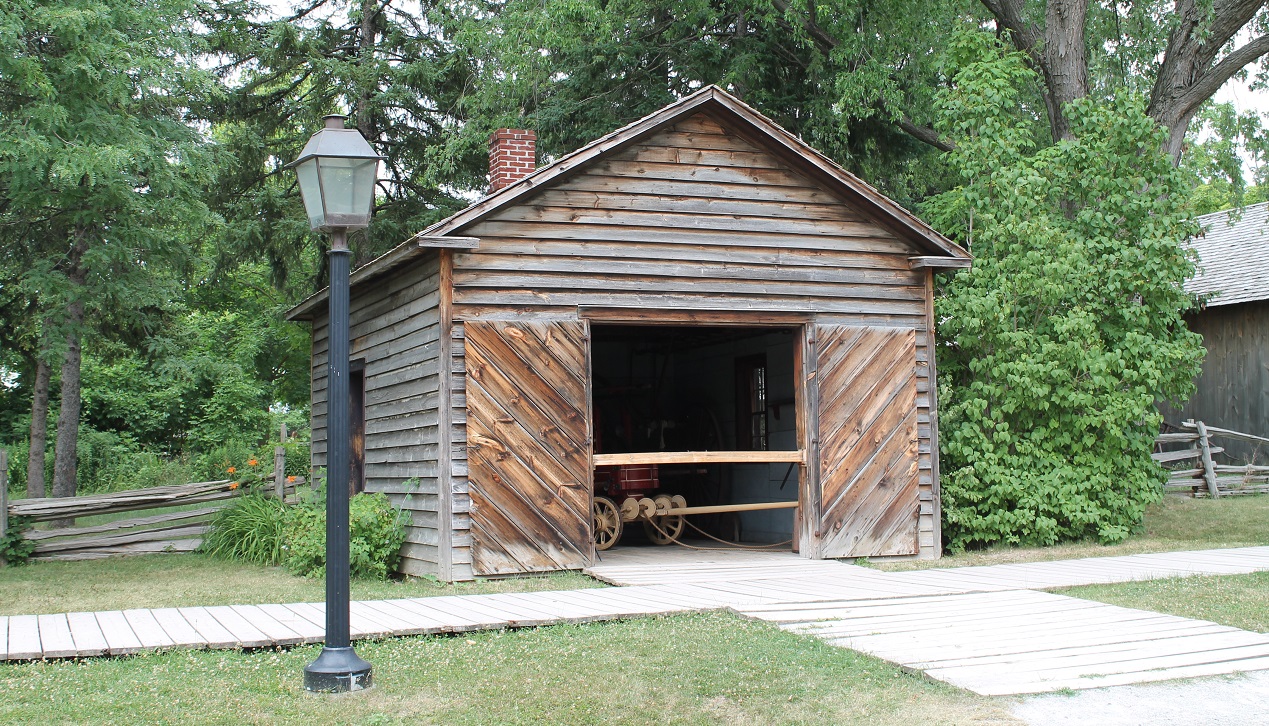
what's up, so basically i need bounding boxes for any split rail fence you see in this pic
[1154,420,1269,498]
[2,441,303,563]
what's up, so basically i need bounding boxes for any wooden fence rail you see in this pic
[1156,420,1269,498]
[4,475,304,562]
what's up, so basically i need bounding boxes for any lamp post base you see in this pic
[304,646,373,693]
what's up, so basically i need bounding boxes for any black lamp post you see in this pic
[287,114,383,693]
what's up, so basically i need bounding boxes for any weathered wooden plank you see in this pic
[9,481,234,522]
[459,252,918,287]
[617,142,787,169]
[526,188,863,221]
[201,606,272,648]
[469,219,907,252]
[94,611,144,655]
[32,523,211,554]
[34,614,77,658]
[149,608,206,648]
[6,615,41,660]
[459,239,912,271]
[593,450,803,466]
[492,205,886,239]
[63,612,107,656]
[454,289,928,317]
[453,270,925,303]
[230,605,304,645]
[121,609,177,649]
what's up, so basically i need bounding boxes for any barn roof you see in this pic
[288,85,969,321]
[1186,201,1269,308]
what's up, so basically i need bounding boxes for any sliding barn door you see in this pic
[815,325,920,557]
[464,320,594,575]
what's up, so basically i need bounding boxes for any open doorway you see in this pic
[589,324,802,552]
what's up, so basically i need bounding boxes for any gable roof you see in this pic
[1186,201,1269,308]
[288,85,969,320]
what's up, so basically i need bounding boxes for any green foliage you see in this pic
[283,491,407,580]
[1180,102,1269,214]
[202,494,290,566]
[204,479,406,581]
[925,35,1204,551]
[1,515,37,565]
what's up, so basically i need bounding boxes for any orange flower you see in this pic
[228,482,240,490]
[248,458,258,466]
[227,466,237,474]
[286,475,296,483]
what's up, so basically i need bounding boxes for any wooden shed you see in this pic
[286,86,971,580]
[1163,201,1269,461]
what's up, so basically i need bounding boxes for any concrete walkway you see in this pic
[3,545,1268,697]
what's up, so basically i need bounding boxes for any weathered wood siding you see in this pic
[1163,300,1269,462]
[814,326,920,557]
[464,320,594,575]
[448,112,940,559]
[310,254,444,577]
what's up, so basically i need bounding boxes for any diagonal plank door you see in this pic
[464,320,594,575]
[815,325,920,558]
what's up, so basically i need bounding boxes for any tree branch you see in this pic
[770,0,839,54]
[898,117,956,152]
[1179,33,1269,118]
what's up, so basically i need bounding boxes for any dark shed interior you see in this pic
[590,324,800,546]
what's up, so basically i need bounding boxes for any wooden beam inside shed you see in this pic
[593,450,804,466]
[666,501,799,516]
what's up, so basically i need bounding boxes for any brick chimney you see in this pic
[488,129,537,192]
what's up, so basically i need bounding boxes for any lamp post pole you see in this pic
[301,225,372,691]
[287,114,382,693]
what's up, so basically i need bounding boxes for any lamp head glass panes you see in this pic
[287,115,384,231]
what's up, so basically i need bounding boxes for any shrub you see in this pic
[1,516,36,565]
[201,494,290,566]
[925,35,1203,551]
[282,491,407,580]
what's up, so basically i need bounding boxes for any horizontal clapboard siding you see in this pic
[311,254,444,577]
[448,112,938,559]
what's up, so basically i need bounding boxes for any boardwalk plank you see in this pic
[179,607,240,649]
[202,606,272,647]
[35,614,77,658]
[150,608,206,648]
[122,609,177,649]
[6,615,41,660]
[230,605,304,645]
[65,612,107,656]
[257,604,325,642]
[94,611,143,655]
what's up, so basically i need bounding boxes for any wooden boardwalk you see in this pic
[737,589,1269,695]
[4,545,1269,696]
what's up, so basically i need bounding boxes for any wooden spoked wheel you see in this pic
[592,496,623,551]
[644,495,685,545]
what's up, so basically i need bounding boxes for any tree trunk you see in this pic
[355,0,377,139]
[51,233,88,524]
[1146,0,1269,162]
[50,304,83,500]
[25,353,51,498]
[1040,0,1089,142]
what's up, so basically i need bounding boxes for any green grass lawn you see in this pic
[0,612,1018,726]
[877,494,1269,571]
[0,554,601,616]
[1059,571,1269,633]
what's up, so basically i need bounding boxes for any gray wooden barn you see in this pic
[1165,201,1269,461]
[287,86,971,580]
